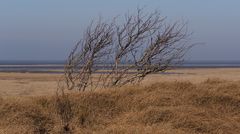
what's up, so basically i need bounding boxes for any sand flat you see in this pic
[0,68,240,97]
[0,73,59,97]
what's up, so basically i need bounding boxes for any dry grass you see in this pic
[1,78,240,133]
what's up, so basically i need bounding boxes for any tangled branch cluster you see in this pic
[63,9,192,91]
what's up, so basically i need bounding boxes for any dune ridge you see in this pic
[1,78,240,133]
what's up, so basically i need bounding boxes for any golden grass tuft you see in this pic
[1,78,240,133]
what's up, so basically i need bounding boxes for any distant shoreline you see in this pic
[0,66,240,74]
[1,60,240,74]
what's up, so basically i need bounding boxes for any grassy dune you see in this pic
[1,78,240,133]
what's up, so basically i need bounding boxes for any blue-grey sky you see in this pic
[1,0,240,61]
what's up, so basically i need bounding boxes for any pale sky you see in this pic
[0,0,240,61]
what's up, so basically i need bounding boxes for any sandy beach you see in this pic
[0,68,240,97]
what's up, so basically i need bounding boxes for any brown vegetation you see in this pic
[1,78,240,133]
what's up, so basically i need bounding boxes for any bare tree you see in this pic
[64,19,115,91]
[63,8,192,91]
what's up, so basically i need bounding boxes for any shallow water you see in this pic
[0,60,240,73]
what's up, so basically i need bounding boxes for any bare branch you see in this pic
[62,8,193,91]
